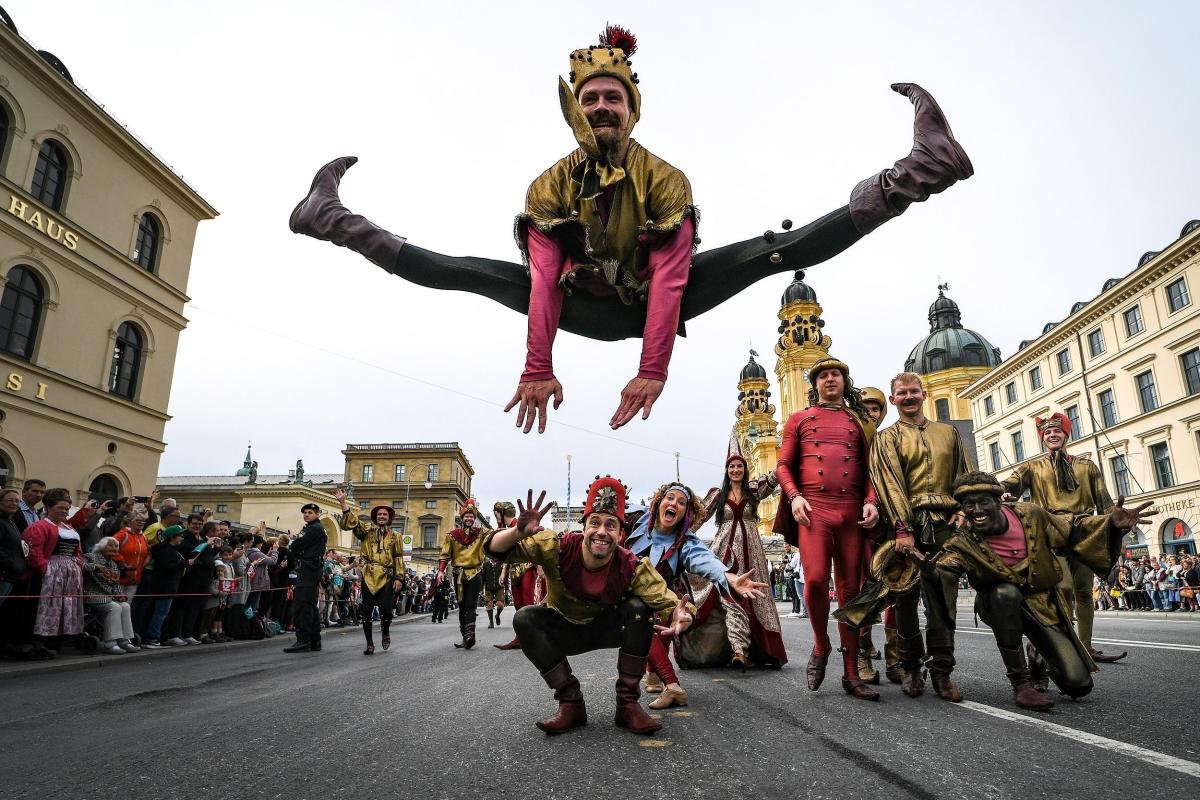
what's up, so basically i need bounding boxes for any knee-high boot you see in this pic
[998,646,1054,711]
[614,652,662,735]
[362,620,374,655]
[925,628,962,702]
[857,628,880,684]
[535,659,587,735]
[897,632,926,698]
[884,627,904,684]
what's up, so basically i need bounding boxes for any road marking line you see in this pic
[955,627,1199,652]
[957,701,1200,778]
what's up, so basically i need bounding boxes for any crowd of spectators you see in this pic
[0,479,452,661]
[1097,554,1199,612]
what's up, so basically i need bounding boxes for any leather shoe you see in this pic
[282,642,311,654]
[806,649,829,691]
[842,678,881,701]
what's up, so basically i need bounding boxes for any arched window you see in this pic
[133,214,160,271]
[31,139,68,210]
[0,450,10,489]
[0,266,44,359]
[108,322,143,399]
[0,103,9,167]
[88,473,120,503]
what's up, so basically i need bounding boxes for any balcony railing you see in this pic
[344,443,460,451]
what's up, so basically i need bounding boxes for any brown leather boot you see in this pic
[925,628,962,702]
[535,659,587,735]
[883,628,904,684]
[896,632,926,698]
[806,648,830,691]
[614,652,663,735]
[493,636,521,651]
[849,84,974,234]
[289,156,406,269]
[856,631,880,685]
[1026,642,1050,693]
[999,646,1054,712]
[841,648,879,701]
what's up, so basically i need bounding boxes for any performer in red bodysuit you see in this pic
[773,357,880,700]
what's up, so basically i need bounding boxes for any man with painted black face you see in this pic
[486,480,693,737]
[1001,411,1124,664]
[868,371,971,702]
[917,472,1152,710]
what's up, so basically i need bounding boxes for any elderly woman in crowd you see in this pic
[23,488,88,655]
[83,536,139,654]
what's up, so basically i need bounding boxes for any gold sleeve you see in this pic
[485,529,551,570]
[1088,460,1115,513]
[392,535,405,577]
[339,508,372,541]
[1030,504,1120,575]
[629,558,683,614]
[1001,463,1032,498]
[930,542,969,577]
[439,531,453,563]
[644,168,693,232]
[870,429,913,534]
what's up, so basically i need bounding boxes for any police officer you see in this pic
[284,503,328,653]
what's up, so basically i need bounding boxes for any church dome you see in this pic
[740,351,767,381]
[780,270,817,306]
[904,287,1002,374]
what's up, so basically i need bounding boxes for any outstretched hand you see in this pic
[655,599,693,638]
[1109,496,1155,530]
[727,568,769,600]
[610,377,664,429]
[505,379,564,435]
[515,489,556,539]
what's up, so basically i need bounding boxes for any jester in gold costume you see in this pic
[437,499,488,650]
[336,488,404,655]
[915,472,1152,711]
[1000,411,1126,664]
[289,25,973,433]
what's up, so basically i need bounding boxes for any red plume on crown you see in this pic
[599,24,637,56]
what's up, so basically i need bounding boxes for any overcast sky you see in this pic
[9,1,1199,509]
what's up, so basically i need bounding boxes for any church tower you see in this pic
[774,270,832,417]
[734,350,779,538]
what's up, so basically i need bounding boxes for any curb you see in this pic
[0,612,433,681]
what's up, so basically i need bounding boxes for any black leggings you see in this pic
[512,598,654,674]
[976,582,1093,697]
[169,595,204,640]
[389,208,861,342]
[457,572,483,636]
[361,583,395,622]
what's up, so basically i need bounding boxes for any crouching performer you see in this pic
[916,472,1152,711]
[485,480,694,736]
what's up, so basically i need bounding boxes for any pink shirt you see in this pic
[985,507,1029,567]
[521,218,694,383]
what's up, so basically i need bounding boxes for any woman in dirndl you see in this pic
[23,488,86,652]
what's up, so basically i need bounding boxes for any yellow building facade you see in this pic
[0,15,216,500]
[962,219,1200,557]
[341,442,474,564]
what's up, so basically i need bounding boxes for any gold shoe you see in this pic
[644,671,665,694]
[648,685,688,709]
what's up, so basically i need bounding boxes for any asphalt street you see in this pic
[3,605,1197,800]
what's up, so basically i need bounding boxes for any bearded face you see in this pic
[578,76,632,163]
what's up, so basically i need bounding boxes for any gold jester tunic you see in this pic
[928,502,1124,672]
[440,526,490,598]
[518,140,694,305]
[485,529,684,625]
[870,419,972,540]
[1001,454,1114,515]
[339,508,404,595]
